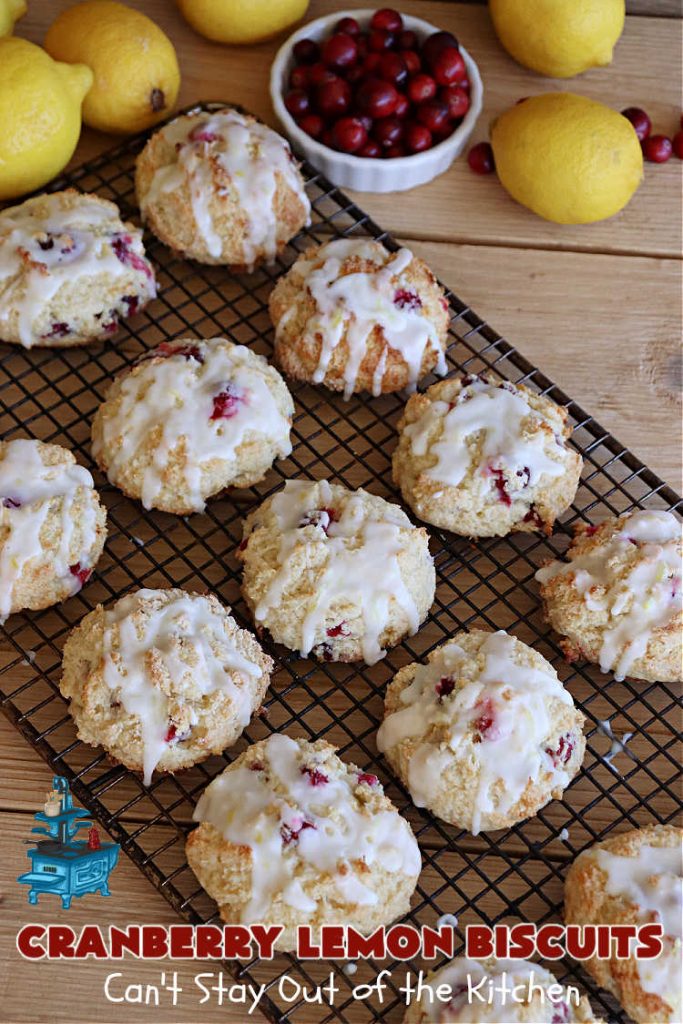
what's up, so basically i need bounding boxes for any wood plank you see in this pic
[19,1,683,257]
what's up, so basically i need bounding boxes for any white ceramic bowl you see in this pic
[270,9,483,193]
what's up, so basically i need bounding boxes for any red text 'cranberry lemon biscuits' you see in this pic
[0,190,156,348]
[60,588,272,786]
[237,479,435,664]
[269,238,449,398]
[536,510,682,683]
[186,734,421,951]
[0,439,106,622]
[564,824,682,1024]
[403,956,604,1023]
[377,630,585,834]
[91,337,294,515]
[393,374,582,537]
[135,108,310,271]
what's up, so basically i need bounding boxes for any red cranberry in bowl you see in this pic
[394,92,410,118]
[358,139,382,158]
[316,77,351,118]
[335,16,360,37]
[368,28,395,53]
[432,47,466,86]
[378,52,407,87]
[405,122,432,153]
[363,51,382,74]
[308,62,336,87]
[407,73,436,105]
[371,8,403,33]
[374,116,403,148]
[289,65,309,90]
[298,113,324,139]
[416,98,450,134]
[384,143,406,158]
[293,37,320,64]
[441,84,470,120]
[400,49,421,75]
[332,116,368,153]
[322,32,358,70]
[422,30,459,68]
[284,89,310,118]
[345,65,365,85]
[357,78,399,119]
[398,29,418,50]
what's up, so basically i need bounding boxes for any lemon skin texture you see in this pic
[177,0,310,45]
[0,0,27,37]
[45,0,180,134]
[489,0,625,79]
[0,37,92,201]
[490,93,643,225]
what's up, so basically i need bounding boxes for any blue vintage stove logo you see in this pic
[17,776,120,910]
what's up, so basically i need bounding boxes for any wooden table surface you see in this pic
[1,2,681,1022]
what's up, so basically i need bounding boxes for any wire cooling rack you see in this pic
[1,103,681,1024]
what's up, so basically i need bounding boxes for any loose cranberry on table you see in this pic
[467,141,495,174]
[642,134,673,162]
[621,106,651,142]
[673,130,683,159]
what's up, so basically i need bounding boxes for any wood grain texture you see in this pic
[2,2,681,1022]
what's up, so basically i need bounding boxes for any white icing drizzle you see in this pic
[0,193,155,348]
[252,479,425,664]
[277,238,447,399]
[377,631,576,835]
[102,589,263,786]
[417,957,576,1023]
[595,840,682,1017]
[139,109,311,270]
[405,377,567,500]
[93,338,293,513]
[192,734,421,922]
[536,510,682,680]
[0,440,98,622]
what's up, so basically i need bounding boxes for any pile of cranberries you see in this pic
[284,8,471,158]
[621,107,683,163]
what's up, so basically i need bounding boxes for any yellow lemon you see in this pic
[177,0,309,45]
[0,37,92,201]
[490,93,643,224]
[45,1,180,134]
[0,0,26,36]
[489,0,625,78]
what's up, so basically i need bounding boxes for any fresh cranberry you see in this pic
[394,288,422,310]
[407,72,436,104]
[356,114,373,132]
[441,84,470,119]
[357,78,399,118]
[345,65,365,85]
[435,676,455,700]
[363,51,382,74]
[488,467,511,505]
[416,98,450,134]
[368,29,395,52]
[378,52,407,86]
[293,38,320,64]
[357,772,380,787]
[473,696,497,740]
[2,497,21,509]
[384,144,406,157]
[327,621,349,637]
[285,89,310,118]
[289,65,309,90]
[316,77,351,118]
[322,32,358,69]
[302,765,329,786]
[332,116,367,153]
[45,322,70,338]
[210,383,245,420]
[400,49,421,75]
[621,106,651,141]
[298,113,324,139]
[335,16,360,36]
[112,234,153,279]
[422,31,459,69]
[398,30,418,50]
[280,819,316,845]
[308,62,336,87]
[432,47,466,86]
[546,732,575,768]
[405,123,433,152]
[359,139,382,158]
[188,123,220,144]
[394,92,410,118]
[523,505,544,529]
[374,116,403,148]
[642,134,673,162]
[673,130,683,158]
[467,141,495,174]
[371,8,403,33]
[299,507,338,533]
[320,127,335,148]
[69,562,92,586]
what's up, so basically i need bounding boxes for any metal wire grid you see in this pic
[1,103,681,1024]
